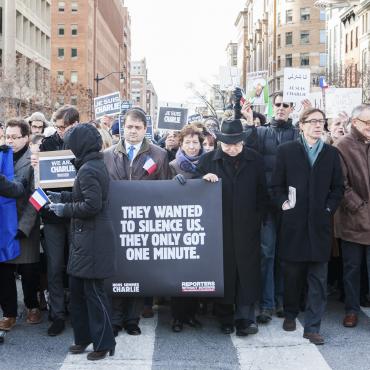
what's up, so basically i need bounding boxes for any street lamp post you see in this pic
[94,71,125,97]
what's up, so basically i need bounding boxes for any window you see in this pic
[0,8,2,36]
[57,24,65,36]
[286,9,293,23]
[355,27,358,47]
[285,32,293,45]
[277,56,281,69]
[320,9,326,21]
[277,34,281,48]
[70,71,78,83]
[70,96,77,106]
[57,71,64,84]
[300,53,310,66]
[71,2,78,12]
[71,48,77,58]
[350,30,353,50]
[319,53,327,67]
[345,33,348,53]
[71,24,78,36]
[277,12,281,26]
[300,31,310,44]
[58,1,65,12]
[320,30,326,44]
[286,54,293,67]
[57,95,64,105]
[57,48,64,59]
[300,8,310,21]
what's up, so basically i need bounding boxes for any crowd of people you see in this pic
[0,90,369,361]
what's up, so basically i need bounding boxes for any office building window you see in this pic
[300,8,310,21]
[277,34,281,48]
[57,71,64,84]
[286,54,293,67]
[57,48,64,59]
[71,24,78,36]
[58,1,65,12]
[319,53,327,67]
[277,56,281,69]
[286,32,293,45]
[286,9,293,23]
[320,29,326,44]
[71,96,78,106]
[300,53,310,66]
[70,71,78,83]
[71,48,78,58]
[320,9,326,21]
[300,31,310,44]
[58,24,65,36]
[71,2,78,12]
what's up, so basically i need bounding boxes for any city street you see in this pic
[1,293,369,370]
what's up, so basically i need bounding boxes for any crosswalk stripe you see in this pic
[59,314,158,370]
[230,318,331,370]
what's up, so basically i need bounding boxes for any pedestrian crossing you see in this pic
[59,307,332,370]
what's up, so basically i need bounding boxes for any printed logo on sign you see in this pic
[112,282,140,293]
[181,281,215,292]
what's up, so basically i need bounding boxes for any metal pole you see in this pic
[95,73,99,97]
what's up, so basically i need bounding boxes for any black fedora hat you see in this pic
[215,119,245,144]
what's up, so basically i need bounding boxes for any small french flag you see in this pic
[29,187,50,211]
[143,157,157,175]
[319,77,329,89]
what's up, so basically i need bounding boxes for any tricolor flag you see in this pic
[143,157,157,175]
[319,77,329,89]
[29,187,50,211]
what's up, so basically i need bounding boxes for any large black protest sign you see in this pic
[157,107,188,130]
[94,92,121,119]
[36,150,76,189]
[106,179,224,297]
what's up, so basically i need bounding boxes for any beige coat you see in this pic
[334,128,370,245]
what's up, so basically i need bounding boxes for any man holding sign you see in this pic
[103,108,170,336]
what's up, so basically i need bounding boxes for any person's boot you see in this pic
[48,319,65,336]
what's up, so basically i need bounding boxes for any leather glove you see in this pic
[15,229,26,239]
[49,203,65,217]
[174,174,187,185]
[0,145,10,152]
[47,191,62,203]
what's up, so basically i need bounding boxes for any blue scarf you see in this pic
[176,148,203,174]
[301,135,324,167]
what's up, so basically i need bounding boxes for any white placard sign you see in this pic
[283,68,311,103]
[325,88,362,118]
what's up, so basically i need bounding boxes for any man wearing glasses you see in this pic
[240,91,299,325]
[31,105,79,337]
[27,112,48,136]
[334,104,370,329]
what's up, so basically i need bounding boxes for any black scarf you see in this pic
[13,144,29,164]
[221,148,244,178]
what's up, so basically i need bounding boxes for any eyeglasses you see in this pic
[6,135,24,140]
[355,118,370,127]
[303,119,326,125]
[274,103,291,108]
[53,125,66,132]
[31,124,44,129]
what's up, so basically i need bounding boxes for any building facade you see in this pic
[0,0,51,119]
[235,10,248,90]
[130,59,147,110]
[146,80,158,124]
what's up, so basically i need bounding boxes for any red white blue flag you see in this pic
[143,157,157,175]
[29,187,50,211]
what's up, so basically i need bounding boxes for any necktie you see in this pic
[128,145,135,162]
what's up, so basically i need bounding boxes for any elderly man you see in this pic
[334,104,370,328]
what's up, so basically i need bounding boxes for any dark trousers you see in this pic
[43,223,70,320]
[283,261,327,334]
[342,240,370,314]
[171,297,198,321]
[69,276,115,351]
[111,297,143,328]
[0,263,40,317]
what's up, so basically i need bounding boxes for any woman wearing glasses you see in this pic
[271,108,344,345]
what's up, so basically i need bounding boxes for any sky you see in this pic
[125,0,245,106]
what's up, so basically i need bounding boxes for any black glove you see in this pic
[47,191,62,203]
[174,174,187,185]
[232,88,243,119]
[15,230,26,239]
[20,177,28,189]
[0,145,10,152]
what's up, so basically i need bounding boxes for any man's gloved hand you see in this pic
[233,87,243,103]
[15,229,26,239]
[174,174,187,185]
[0,145,9,152]
[49,203,65,217]
[47,191,62,203]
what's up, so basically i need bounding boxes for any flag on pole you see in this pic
[29,187,50,211]
[319,77,329,89]
[143,157,157,175]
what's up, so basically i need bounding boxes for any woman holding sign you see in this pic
[169,124,204,332]
[198,119,267,337]
[48,124,117,361]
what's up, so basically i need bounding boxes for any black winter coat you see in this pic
[61,124,117,279]
[271,139,344,262]
[198,147,267,305]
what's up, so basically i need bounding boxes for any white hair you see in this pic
[351,104,370,119]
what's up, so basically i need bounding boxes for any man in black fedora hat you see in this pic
[198,119,268,336]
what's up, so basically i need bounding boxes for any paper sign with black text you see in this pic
[157,107,188,130]
[106,179,224,297]
[94,92,121,119]
[188,114,203,123]
[283,68,311,103]
[36,150,76,189]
